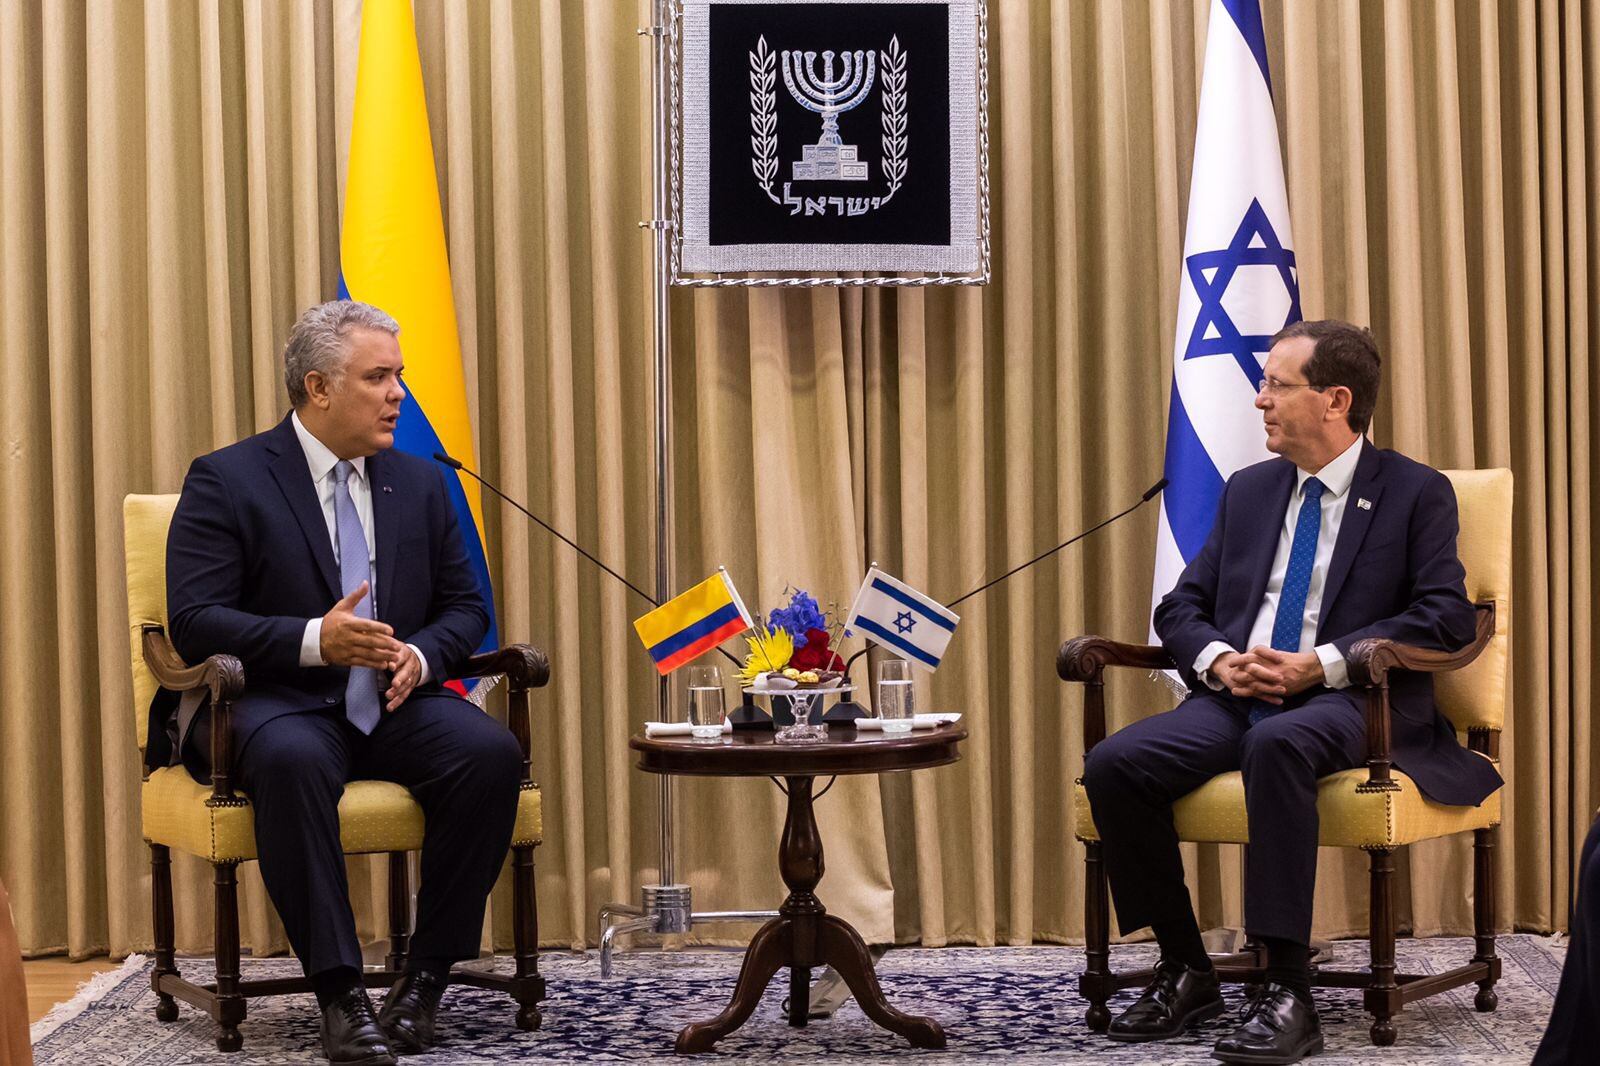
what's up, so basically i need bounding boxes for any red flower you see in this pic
[790,629,844,672]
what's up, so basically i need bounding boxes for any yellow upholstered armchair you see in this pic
[1059,468,1511,1047]
[125,494,549,1053]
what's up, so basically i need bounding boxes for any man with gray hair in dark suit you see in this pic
[152,300,523,1064]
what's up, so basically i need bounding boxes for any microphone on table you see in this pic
[830,476,1169,721]
[435,453,751,674]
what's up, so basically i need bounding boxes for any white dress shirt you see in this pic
[292,412,428,683]
[1196,434,1366,691]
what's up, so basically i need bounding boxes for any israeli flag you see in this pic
[1151,0,1301,634]
[845,567,960,672]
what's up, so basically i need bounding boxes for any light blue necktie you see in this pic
[1250,476,1324,727]
[333,460,381,734]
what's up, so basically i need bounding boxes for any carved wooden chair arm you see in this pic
[141,624,246,804]
[1057,635,1176,752]
[1058,635,1175,682]
[141,625,245,703]
[1346,603,1495,687]
[462,643,551,691]
[1343,602,1495,793]
[460,642,550,788]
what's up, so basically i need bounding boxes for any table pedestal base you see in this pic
[674,776,945,1054]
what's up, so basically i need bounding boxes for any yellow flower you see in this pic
[735,626,794,685]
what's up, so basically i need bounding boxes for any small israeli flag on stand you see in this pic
[845,567,960,671]
[1151,0,1301,640]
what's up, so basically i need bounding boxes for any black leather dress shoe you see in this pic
[1108,960,1225,1042]
[377,969,449,1054]
[320,985,397,1065]
[1212,982,1324,1064]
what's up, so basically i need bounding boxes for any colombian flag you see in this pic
[340,0,496,689]
[634,573,754,675]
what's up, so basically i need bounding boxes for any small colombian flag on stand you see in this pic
[634,571,754,675]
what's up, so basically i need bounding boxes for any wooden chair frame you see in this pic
[140,625,550,1052]
[1057,602,1501,1047]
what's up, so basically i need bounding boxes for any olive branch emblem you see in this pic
[750,36,780,203]
[880,36,908,202]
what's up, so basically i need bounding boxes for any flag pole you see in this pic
[597,1,778,977]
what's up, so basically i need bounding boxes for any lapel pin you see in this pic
[382,486,393,493]
[1357,497,1372,510]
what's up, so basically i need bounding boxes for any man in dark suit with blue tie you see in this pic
[1083,320,1502,1065]
[152,300,524,1065]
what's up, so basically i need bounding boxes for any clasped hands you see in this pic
[318,581,420,712]
[1210,646,1325,705]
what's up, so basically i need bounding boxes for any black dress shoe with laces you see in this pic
[319,985,397,1065]
[377,969,449,1054]
[1108,960,1225,1043]
[1212,982,1324,1064]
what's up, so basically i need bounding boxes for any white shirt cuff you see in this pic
[1194,641,1234,691]
[1316,643,1349,689]
[408,644,431,685]
[300,618,325,667]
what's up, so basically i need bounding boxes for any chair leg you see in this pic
[1473,826,1501,1011]
[213,862,246,1052]
[386,851,411,973]
[1080,840,1113,1032]
[149,844,179,1022]
[511,843,544,1031]
[1365,847,1399,1047]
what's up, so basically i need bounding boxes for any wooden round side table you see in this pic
[631,723,966,1054]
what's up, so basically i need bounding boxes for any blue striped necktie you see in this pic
[1250,476,1324,727]
[333,460,381,734]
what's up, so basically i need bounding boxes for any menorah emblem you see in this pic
[781,48,876,181]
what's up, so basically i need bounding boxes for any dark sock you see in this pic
[404,956,453,980]
[1260,936,1313,1003]
[1152,912,1212,972]
[312,966,363,1011]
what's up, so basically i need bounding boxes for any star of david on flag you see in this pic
[1183,199,1300,386]
[1150,0,1302,658]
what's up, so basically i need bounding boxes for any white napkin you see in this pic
[854,713,962,730]
[643,719,732,737]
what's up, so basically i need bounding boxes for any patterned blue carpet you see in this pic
[31,936,1563,1063]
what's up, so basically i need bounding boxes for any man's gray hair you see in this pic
[283,300,401,407]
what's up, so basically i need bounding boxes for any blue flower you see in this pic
[769,589,826,647]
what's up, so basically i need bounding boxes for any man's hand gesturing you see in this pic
[319,581,405,670]
[385,646,422,712]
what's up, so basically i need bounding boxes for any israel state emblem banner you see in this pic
[675,0,988,284]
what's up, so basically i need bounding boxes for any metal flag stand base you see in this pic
[597,2,782,977]
[598,886,779,978]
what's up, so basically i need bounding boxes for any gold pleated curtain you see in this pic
[0,0,1595,962]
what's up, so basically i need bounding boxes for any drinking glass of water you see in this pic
[876,658,914,733]
[686,665,726,740]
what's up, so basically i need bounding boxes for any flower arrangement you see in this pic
[735,586,848,686]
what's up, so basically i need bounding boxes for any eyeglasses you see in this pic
[1256,378,1325,396]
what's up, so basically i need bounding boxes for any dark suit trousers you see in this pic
[1533,817,1600,1064]
[1082,690,1366,946]
[189,693,523,977]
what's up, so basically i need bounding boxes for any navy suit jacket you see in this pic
[1154,440,1503,807]
[146,414,490,772]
